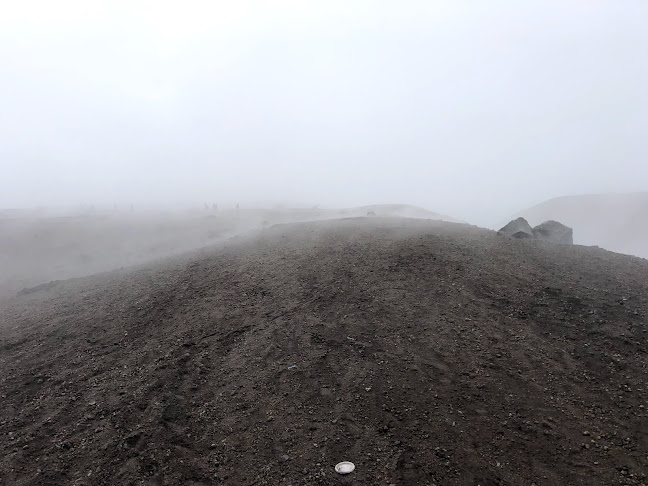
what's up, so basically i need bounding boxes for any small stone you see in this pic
[583,431,591,436]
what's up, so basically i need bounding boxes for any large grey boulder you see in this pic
[499,217,574,245]
[532,220,573,244]
[498,217,534,239]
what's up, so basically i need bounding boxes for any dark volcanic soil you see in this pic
[0,218,647,485]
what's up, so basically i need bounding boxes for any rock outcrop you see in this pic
[498,218,573,245]
[497,217,534,239]
[532,220,574,244]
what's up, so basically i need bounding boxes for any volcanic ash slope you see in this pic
[0,218,647,485]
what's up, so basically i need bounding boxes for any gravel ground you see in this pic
[0,217,646,485]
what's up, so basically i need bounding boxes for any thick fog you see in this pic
[1,0,646,226]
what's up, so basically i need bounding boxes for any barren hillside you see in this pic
[514,192,648,259]
[0,205,458,299]
[0,218,646,485]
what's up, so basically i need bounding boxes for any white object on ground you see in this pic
[335,461,355,474]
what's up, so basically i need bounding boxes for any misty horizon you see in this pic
[2,1,647,227]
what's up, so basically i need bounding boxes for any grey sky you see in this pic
[1,0,646,226]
